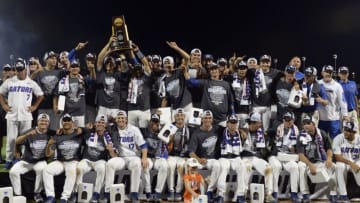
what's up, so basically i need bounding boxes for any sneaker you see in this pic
[59,199,67,203]
[329,195,340,203]
[167,192,174,201]
[236,196,246,203]
[216,196,224,203]
[265,193,276,203]
[206,191,214,203]
[34,193,44,203]
[4,161,12,170]
[302,194,310,203]
[102,192,110,203]
[90,192,100,203]
[146,192,154,202]
[68,192,77,203]
[272,192,278,202]
[154,192,161,203]
[44,196,55,203]
[339,195,350,203]
[174,192,182,201]
[290,192,301,203]
[130,192,140,203]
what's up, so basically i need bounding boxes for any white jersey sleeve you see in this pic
[332,133,344,155]
[30,79,44,97]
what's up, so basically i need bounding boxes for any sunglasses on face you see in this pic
[62,117,72,122]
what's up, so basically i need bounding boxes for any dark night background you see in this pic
[1,0,360,81]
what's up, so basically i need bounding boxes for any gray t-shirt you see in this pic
[53,132,82,161]
[127,75,152,111]
[199,79,234,123]
[252,68,280,107]
[35,69,63,109]
[22,128,51,163]
[165,69,192,109]
[96,70,122,109]
[296,129,332,163]
[82,130,110,161]
[169,126,190,157]
[55,77,86,116]
[188,126,219,159]
[150,70,166,109]
[141,127,168,159]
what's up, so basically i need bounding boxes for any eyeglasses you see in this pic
[62,117,72,122]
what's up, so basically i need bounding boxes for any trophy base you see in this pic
[110,41,132,53]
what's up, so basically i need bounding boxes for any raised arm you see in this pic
[166,41,190,67]
[131,42,151,75]
[97,36,116,71]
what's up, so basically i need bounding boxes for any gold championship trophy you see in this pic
[110,15,132,52]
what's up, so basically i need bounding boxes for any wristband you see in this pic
[135,50,145,59]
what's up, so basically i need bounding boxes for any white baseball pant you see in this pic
[336,160,360,196]
[268,156,299,193]
[9,160,47,195]
[167,156,186,193]
[298,161,337,195]
[104,156,141,193]
[198,159,221,192]
[127,109,151,128]
[243,156,273,195]
[143,158,168,193]
[6,120,32,161]
[74,159,106,193]
[218,157,246,197]
[43,160,78,199]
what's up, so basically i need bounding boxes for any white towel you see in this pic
[158,75,167,98]
[127,78,139,104]
[58,75,70,93]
